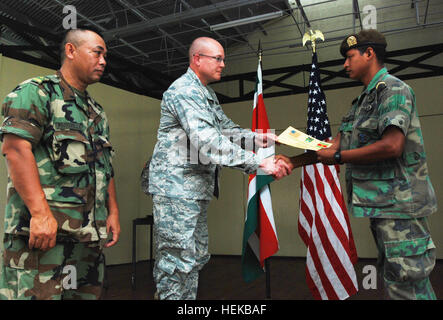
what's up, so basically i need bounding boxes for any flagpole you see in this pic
[265,259,271,299]
[258,41,272,300]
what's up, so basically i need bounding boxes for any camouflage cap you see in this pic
[340,29,387,57]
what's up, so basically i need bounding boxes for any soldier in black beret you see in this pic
[277,28,437,300]
[332,29,437,300]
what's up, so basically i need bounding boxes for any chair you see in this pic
[131,215,154,289]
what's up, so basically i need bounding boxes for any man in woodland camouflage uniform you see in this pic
[148,37,290,300]
[0,27,120,300]
[277,29,437,300]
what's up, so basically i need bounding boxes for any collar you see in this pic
[185,67,219,104]
[365,67,388,93]
[56,70,89,103]
[354,67,388,106]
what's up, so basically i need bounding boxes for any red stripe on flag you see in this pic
[258,198,279,266]
[305,265,322,300]
[298,200,310,247]
[254,93,270,130]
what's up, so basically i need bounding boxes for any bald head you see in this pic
[188,37,223,63]
[188,37,225,85]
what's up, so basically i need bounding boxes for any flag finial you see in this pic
[302,29,325,53]
[257,40,263,62]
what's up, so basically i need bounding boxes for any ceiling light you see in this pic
[210,11,284,31]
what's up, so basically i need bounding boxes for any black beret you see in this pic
[340,29,387,57]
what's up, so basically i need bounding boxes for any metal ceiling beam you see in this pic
[295,0,311,28]
[117,0,188,55]
[214,43,443,104]
[424,0,430,24]
[102,0,268,39]
[180,0,250,49]
[0,14,59,42]
[353,0,362,31]
[52,0,151,62]
[0,7,174,95]
[207,0,255,52]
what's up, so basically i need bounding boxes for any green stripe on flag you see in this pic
[242,174,274,282]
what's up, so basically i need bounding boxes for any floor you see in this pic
[101,256,443,300]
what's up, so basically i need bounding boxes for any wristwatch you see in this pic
[334,150,343,164]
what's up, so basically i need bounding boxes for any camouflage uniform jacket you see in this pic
[149,67,259,200]
[0,71,114,242]
[339,67,437,219]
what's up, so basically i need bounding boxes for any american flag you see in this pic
[299,52,359,300]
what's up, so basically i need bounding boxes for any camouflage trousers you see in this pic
[152,195,210,300]
[370,217,436,300]
[0,234,104,300]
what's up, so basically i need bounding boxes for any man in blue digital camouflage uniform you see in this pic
[277,29,437,300]
[148,37,290,300]
[0,27,120,300]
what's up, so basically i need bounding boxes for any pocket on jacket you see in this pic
[51,130,90,174]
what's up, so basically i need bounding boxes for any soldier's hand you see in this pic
[274,154,294,170]
[316,147,337,165]
[104,211,120,248]
[259,156,291,179]
[29,212,58,251]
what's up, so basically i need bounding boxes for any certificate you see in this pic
[277,126,332,151]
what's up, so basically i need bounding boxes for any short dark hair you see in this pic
[59,25,104,63]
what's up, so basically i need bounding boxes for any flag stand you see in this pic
[265,259,271,299]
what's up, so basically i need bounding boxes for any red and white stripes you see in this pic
[299,162,358,300]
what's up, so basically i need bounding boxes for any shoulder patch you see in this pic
[28,75,58,86]
[31,76,45,84]
[376,81,386,92]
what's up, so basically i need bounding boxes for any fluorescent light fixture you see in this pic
[210,11,284,31]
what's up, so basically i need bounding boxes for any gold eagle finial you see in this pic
[302,29,325,53]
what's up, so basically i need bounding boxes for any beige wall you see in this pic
[0,55,441,266]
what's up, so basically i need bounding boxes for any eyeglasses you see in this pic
[195,53,225,64]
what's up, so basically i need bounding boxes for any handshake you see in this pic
[254,132,293,179]
[258,155,294,180]
[254,132,321,180]
[258,152,320,179]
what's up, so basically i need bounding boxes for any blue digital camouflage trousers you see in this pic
[370,217,436,300]
[0,234,104,300]
[152,195,210,300]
